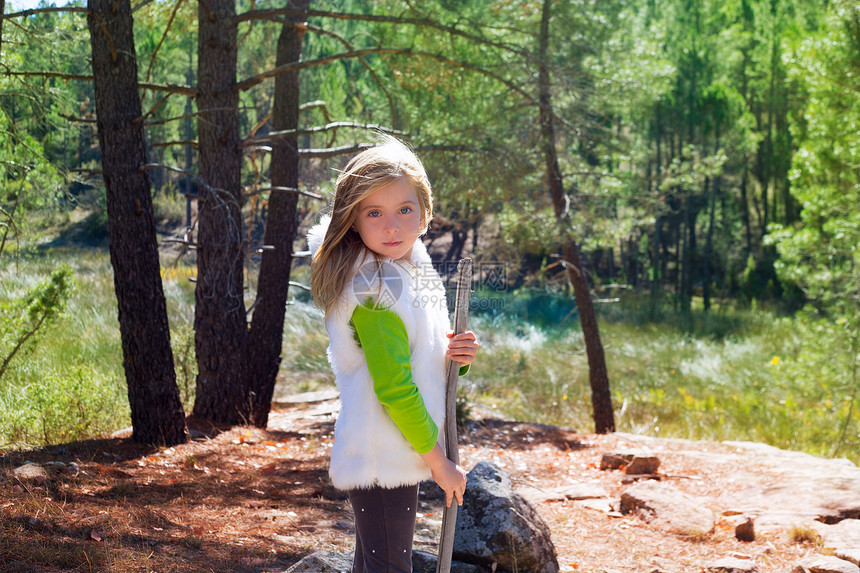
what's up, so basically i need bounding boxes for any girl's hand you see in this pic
[446,330,479,366]
[420,444,468,507]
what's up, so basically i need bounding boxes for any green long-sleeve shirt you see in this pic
[351,302,468,455]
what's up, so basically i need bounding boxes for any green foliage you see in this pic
[152,184,188,227]
[0,364,126,446]
[0,265,75,380]
[170,323,197,411]
[772,0,860,317]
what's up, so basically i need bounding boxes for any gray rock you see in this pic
[12,463,49,486]
[706,556,760,573]
[601,449,661,474]
[42,461,72,475]
[620,480,715,537]
[792,555,860,573]
[285,550,352,573]
[454,461,559,573]
[411,549,481,573]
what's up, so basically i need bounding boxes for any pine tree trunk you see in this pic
[246,1,311,428]
[539,0,614,434]
[87,0,187,445]
[703,176,716,312]
[192,0,249,423]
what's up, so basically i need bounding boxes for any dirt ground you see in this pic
[1,397,821,573]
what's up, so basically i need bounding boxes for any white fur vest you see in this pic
[308,216,450,490]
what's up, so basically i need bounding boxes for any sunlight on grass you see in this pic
[2,249,856,464]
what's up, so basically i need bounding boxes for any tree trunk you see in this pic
[192,0,249,423]
[538,0,614,434]
[680,196,692,318]
[87,0,187,445]
[246,0,311,428]
[703,176,717,312]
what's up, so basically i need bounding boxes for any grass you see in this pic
[2,240,858,465]
[463,291,860,463]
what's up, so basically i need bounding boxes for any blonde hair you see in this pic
[310,139,434,315]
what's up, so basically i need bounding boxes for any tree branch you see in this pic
[233,47,576,132]
[2,71,196,97]
[0,6,89,19]
[145,0,185,83]
[233,8,534,61]
[151,139,198,149]
[242,121,404,147]
[243,186,324,201]
[298,143,375,159]
[299,21,399,134]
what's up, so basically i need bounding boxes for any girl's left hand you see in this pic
[446,330,479,365]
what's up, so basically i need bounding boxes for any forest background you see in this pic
[0,0,858,464]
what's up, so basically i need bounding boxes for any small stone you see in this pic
[188,429,211,440]
[12,463,49,486]
[706,556,760,573]
[625,455,661,475]
[792,555,860,573]
[43,461,69,475]
[411,549,481,573]
[600,450,661,474]
[736,517,756,542]
[284,550,352,573]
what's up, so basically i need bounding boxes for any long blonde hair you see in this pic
[310,139,434,315]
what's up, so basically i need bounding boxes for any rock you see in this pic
[284,550,352,573]
[188,429,211,440]
[719,441,860,530]
[42,461,75,475]
[111,426,133,439]
[454,461,559,573]
[735,516,756,542]
[518,481,608,504]
[836,550,860,567]
[11,463,49,486]
[792,555,860,573]
[706,556,760,573]
[411,549,482,573]
[600,450,661,474]
[619,480,714,537]
[820,520,860,553]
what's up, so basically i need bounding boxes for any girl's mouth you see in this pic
[383,241,402,247]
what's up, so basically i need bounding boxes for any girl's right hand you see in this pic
[420,444,468,507]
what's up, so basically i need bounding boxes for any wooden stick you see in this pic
[436,258,472,573]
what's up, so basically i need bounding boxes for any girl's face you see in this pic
[353,177,424,261]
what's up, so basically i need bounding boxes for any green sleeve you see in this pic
[351,302,439,455]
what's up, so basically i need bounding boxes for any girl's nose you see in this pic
[384,215,398,233]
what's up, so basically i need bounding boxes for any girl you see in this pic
[308,139,479,573]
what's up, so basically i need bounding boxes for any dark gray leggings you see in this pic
[348,483,419,573]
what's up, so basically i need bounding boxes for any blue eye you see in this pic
[368,210,380,218]
[399,206,413,214]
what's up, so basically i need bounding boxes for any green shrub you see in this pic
[0,265,75,380]
[0,364,127,446]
